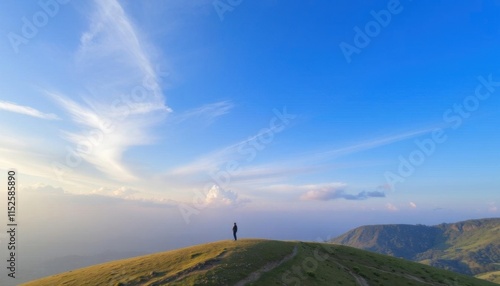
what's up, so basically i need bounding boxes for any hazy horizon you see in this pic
[0,0,499,284]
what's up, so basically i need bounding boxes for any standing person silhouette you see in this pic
[232,222,238,241]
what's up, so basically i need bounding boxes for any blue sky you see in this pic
[0,0,499,280]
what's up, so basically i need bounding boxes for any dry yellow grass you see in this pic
[23,239,499,286]
[476,270,500,284]
[22,239,294,286]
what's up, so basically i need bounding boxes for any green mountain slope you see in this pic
[23,239,497,286]
[331,218,500,282]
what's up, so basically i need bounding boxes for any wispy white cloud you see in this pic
[78,0,163,96]
[0,100,59,120]
[317,128,436,159]
[161,126,434,202]
[168,136,257,177]
[172,101,234,125]
[76,0,170,112]
[409,201,417,209]
[49,0,171,181]
[169,115,293,178]
[170,127,437,184]
[167,146,235,178]
[49,92,155,181]
[255,128,439,184]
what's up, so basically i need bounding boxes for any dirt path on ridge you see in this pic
[330,260,369,286]
[234,244,299,286]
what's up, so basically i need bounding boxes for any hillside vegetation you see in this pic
[23,239,497,286]
[477,270,500,284]
[331,218,500,283]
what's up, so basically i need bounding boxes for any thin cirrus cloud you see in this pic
[78,0,163,94]
[172,101,234,125]
[243,128,443,187]
[317,127,437,160]
[0,100,59,120]
[167,126,440,194]
[48,0,170,182]
[168,118,293,179]
[172,126,438,178]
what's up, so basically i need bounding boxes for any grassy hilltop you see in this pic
[23,239,497,286]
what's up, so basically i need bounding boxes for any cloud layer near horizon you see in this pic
[300,184,386,201]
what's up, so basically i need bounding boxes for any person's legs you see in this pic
[233,231,237,241]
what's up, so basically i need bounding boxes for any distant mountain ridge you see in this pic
[331,217,500,281]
